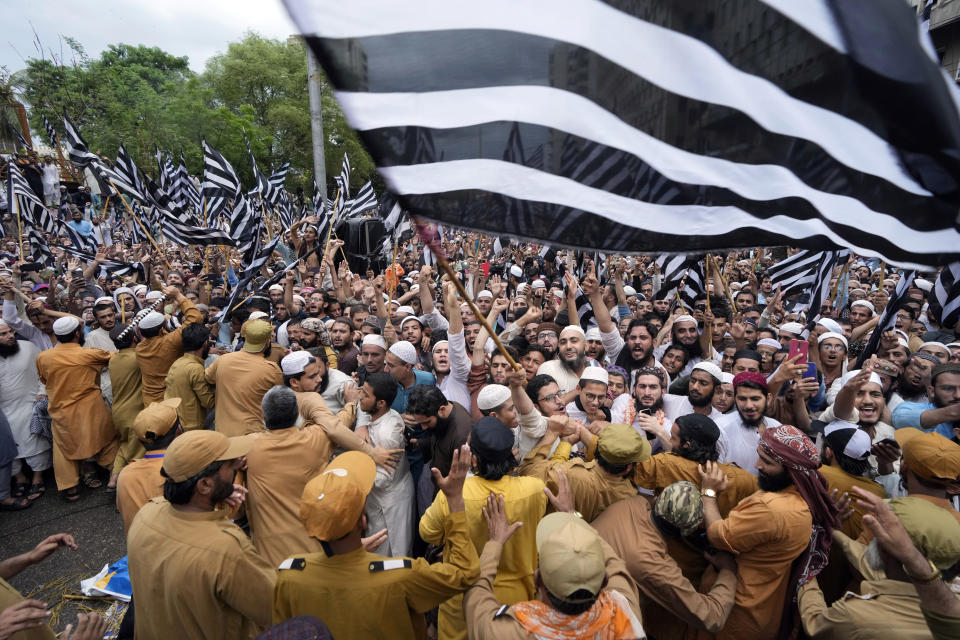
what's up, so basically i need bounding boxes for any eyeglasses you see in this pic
[538,392,561,403]
[537,332,558,340]
[694,304,707,311]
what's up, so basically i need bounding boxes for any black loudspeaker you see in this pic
[338,218,386,257]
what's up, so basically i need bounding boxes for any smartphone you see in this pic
[803,362,818,380]
[789,339,809,365]
[480,260,490,277]
[20,262,43,272]
[878,438,900,449]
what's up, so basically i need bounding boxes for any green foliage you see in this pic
[14,34,376,195]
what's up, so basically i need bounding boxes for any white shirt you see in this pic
[536,360,582,395]
[715,412,781,475]
[438,330,472,412]
[319,367,353,413]
[662,393,725,424]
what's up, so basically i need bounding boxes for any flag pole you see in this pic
[673,271,689,312]
[13,187,25,261]
[386,239,399,309]
[317,190,342,286]
[709,254,737,310]
[827,260,852,310]
[412,217,521,373]
[97,195,111,247]
[109,179,171,270]
[704,255,712,316]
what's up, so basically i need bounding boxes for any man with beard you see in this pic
[849,299,875,329]
[655,315,708,377]
[399,314,429,368]
[611,367,674,452]
[435,282,472,412]
[715,372,782,475]
[36,317,118,501]
[508,371,565,461]
[295,317,336,369]
[876,428,960,525]
[304,344,356,414]
[204,319,283,436]
[164,324,215,431]
[699,425,839,640]
[127,430,276,640]
[536,325,588,399]
[664,362,725,424]
[329,317,359,375]
[1,279,53,350]
[563,366,611,425]
[825,367,897,477]
[888,352,938,412]
[85,297,118,405]
[817,420,886,539]
[534,322,560,360]
[136,286,203,406]
[585,272,657,386]
[358,334,387,385]
[0,320,50,505]
[893,362,960,440]
[584,327,606,365]
[109,323,146,482]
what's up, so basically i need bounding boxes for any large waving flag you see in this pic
[284,0,960,267]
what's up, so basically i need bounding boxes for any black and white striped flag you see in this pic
[60,220,99,253]
[62,111,98,167]
[54,244,146,281]
[145,177,234,247]
[42,115,58,147]
[16,130,32,152]
[654,254,705,310]
[802,250,851,320]
[269,163,290,199]
[7,161,56,234]
[202,139,240,219]
[174,153,201,212]
[344,180,377,218]
[933,262,960,331]
[855,269,917,368]
[312,176,326,216]
[335,154,350,200]
[115,145,145,200]
[285,0,960,267]
[764,250,832,299]
[246,136,278,207]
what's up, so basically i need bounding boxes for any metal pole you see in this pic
[306,47,327,196]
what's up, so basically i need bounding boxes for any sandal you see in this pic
[27,483,45,501]
[0,497,32,511]
[11,482,27,499]
[61,487,80,502]
[81,472,102,489]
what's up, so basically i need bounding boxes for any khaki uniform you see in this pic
[136,298,202,406]
[462,537,642,639]
[108,347,145,475]
[115,451,165,532]
[164,353,215,430]
[244,425,336,566]
[634,452,758,517]
[818,464,886,540]
[593,496,737,640]
[420,475,547,640]
[519,439,638,522]
[204,351,282,436]
[127,498,276,640]
[35,343,118,490]
[273,511,480,639]
[0,578,55,640]
[799,577,951,640]
[294,391,374,456]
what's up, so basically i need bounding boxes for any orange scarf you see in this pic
[511,590,644,639]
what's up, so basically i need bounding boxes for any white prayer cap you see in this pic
[293,295,306,305]
[476,384,512,411]
[841,369,882,388]
[622,285,637,297]
[947,342,960,349]
[692,361,723,382]
[516,283,529,294]
[400,315,423,327]
[720,372,735,385]
[674,314,697,325]
[268,284,284,292]
[52,316,80,336]
[388,340,418,365]
[883,278,896,285]
[585,327,602,341]
[133,284,148,296]
[757,338,781,350]
[396,305,416,316]
[361,334,387,350]
[145,290,164,302]
[249,311,269,320]
[914,278,933,292]
[94,296,115,307]
[560,325,585,338]
[476,290,493,299]
[280,350,312,376]
[410,284,419,293]
[431,340,449,352]
[919,342,950,357]
[509,265,523,278]
[819,331,848,350]
[779,322,804,336]
[139,312,165,330]
[389,299,400,308]
[850,300,875,315]
[729,282,743,292]
[824,420,872,460]
[816,318,843,334]
[531,279,546,290]
[579,366,609,386]
[408,270,419,278]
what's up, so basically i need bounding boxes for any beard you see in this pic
[688,390,713,408]
[200,342,211,360]
[317,370,330,393]
[210,474,236,504]
[0,340,20,358]
[736,405,765,428]
[76,332,86,347]
[295,333,319,350]
[635,395,664,414]
[560,352,586,374]
[758,468,793,492]
[899,377,925,397]
[677,337,703,359]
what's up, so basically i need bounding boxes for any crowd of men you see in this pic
[1,163,960,638]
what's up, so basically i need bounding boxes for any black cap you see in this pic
[675,413,720,445]
[470,417,516,463]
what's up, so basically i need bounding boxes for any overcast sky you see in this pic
[2,0,299,75]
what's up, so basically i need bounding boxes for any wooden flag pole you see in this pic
[704,255,712,315]
[97,196,111,247]
[109,180,171,270]
[827,260,852,310]
[386,239,399,310]
[316,190,343,286]
[673,271,690,312]
[12,188,25,261]
[413,217,521,372]
[709,253,737,310]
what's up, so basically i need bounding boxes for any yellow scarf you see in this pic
[511,590,644,639]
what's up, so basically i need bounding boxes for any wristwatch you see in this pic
[904,559,942,585]
[701,488,717,499]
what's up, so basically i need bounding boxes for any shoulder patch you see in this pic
[278,558,307,571]
[494,605,511,619]
[368,559,412,572]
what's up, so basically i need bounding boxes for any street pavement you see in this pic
[0,472,127,632]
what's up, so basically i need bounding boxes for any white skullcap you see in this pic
[919,342,950,356]
[584,327,602,341]
[730,282,742,292]
[133,284,148,295]
[817,318,843,334]
[389,340,418,365]
[947,342,960,349]
[579,366,609,386]
[94,296,115,307]
[883,278,896,285]
[52,316,80,336]
[841,369,882,388]
[145,290,164,302]
[409,270,419,278]
[692,361,723,381]
[431,340,449,352]
[531,279,546,290]
[914,278,933,292]
[560,325,585,338]
[280,350,312,376]
[268,284,284,292]
[139,311,165,330]
[757,338,782,350]
[779,322,804,336]
[819,331,848,350]
[293,295,306,305]
[516,283,529,294]
[623,285,637,297]
[401,315,423,327]
[720,372,735,385]
[476,384,512,411]
[476,290,493,299]
[850,300,875,315]
[396,305,415,316]
[509,265,523,278]
[897,336,909,349]
[249,311,269,320]
[674,314,697,325]
[823,420,872,460]
[410,284,419,293]
[361,334,387,350]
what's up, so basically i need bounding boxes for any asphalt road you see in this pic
[0,471,128,633]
